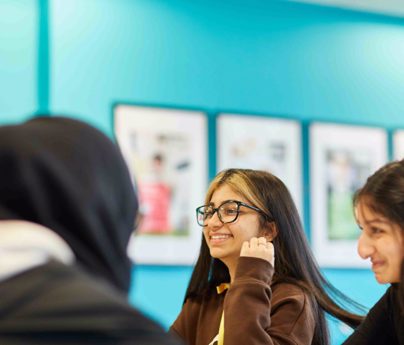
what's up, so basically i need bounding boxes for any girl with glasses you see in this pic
[170,168,363,345]
[343,160,404,345]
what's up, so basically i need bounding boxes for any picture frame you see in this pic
[393,130,404,160]
[310,123,388,267]
[114,104,207,264]
[217,113,303,217]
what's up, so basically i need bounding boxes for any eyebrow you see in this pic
[208,199,237,207]
[359,218,389,227]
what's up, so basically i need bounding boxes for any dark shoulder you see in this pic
[342,286,400,345]
[370,285,396,314]
[2,261,138,317]
[0,261,180,345]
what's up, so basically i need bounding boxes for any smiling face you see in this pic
[203,184,265,272]
[355,201,404,284]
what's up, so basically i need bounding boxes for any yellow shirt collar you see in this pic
[216,283,230,294]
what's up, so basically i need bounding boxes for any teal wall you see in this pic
[0,0,37,123]
[2,0,404,343]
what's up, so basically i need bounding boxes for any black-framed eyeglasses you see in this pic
[196,199,270,227]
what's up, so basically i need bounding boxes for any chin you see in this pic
[209,250,233,266]
[374,274,390,285]
[209,249,225,259]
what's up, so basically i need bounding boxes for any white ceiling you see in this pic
[293,0,404,18]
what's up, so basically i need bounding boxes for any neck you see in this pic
[222,258,237,283]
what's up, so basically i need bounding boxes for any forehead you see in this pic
[210,184,246,205]
[354,201,384,221]
[355,201,392,226]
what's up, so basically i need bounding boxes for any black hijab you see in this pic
[0,116,138,293]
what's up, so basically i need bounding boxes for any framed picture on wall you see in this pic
[310,123,388,267]
[217,113,303,217]
[393,130,404,160]
[114,104,207,265]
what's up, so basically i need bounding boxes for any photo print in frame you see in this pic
[310,123,388,267]
[114,104,207,264]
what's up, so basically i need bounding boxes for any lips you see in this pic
[371,260,384,271]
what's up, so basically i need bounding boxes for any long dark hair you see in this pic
[353,159,404,312]
[185,169,364,345]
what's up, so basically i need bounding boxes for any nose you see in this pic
[357,232,374,260]
[206,210,222,229]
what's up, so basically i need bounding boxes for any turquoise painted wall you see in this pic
[0,0,37,123]
[2,0,404,343]
[50,0,404,130]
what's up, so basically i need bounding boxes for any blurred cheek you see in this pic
[203,230,209,243]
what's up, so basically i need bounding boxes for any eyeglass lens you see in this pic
[197,201,240,226]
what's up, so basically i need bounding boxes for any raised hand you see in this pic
[240,236,275,267]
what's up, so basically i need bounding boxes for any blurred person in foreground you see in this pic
[0,116,181,345]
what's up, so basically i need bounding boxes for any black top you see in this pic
[0,116,137,292]
[0,261,181,345]
[343,285,404,345]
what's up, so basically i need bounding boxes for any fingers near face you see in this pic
[242,241,250,251]
[258,237,267,246]
[240,236,275,266]
[246,236,272,248]
[250,237,259,247]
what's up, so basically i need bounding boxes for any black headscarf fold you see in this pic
[0,116,138,293]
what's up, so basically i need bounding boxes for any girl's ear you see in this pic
[262,222,278,241]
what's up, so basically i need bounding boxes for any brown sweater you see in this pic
[170,257,315,345]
